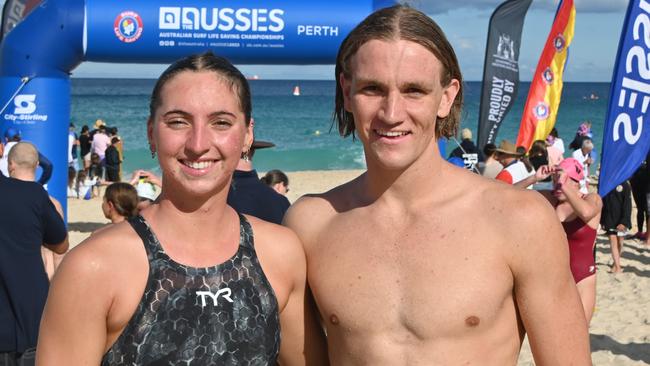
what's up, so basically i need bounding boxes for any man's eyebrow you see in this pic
[401,81,433,91]
[352,75,381,84]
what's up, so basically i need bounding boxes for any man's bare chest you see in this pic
[307,220,514,339]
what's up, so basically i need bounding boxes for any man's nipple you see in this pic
[330,314,340,325]
[465,315,480,327]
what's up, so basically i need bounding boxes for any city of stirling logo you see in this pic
[114,11,143,43]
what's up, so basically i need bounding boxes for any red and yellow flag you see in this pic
[516,0,575,150]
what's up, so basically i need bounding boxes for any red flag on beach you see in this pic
[516,0,575,150]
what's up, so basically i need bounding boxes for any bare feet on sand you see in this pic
[609,266,623,274]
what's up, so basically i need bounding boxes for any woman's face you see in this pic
[148,71,252,198]
[552,172,580,201]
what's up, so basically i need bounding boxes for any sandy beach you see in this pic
[67,169,650,365]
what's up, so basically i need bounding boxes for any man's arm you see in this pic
[37,152,52,186]
[507,192,591,365]
[36,242,112,364]
[277,233,329,366]
[42,192,68,254]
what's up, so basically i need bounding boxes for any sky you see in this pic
[4,0,631,81]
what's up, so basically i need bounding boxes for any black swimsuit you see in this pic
[101,214,280,365]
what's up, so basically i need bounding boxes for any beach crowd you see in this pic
[1,4,649,366]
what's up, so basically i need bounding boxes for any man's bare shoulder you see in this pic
[247,214,303,262]
[448,169,556,236]
[284,172,365,243]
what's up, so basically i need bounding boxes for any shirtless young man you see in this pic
[284,5,591,365]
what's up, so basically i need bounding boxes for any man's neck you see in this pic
[10,169,36,182]
[363,145,446,206]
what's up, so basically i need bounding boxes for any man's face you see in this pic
[340,39,459,171]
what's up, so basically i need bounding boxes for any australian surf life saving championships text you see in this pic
[156,6,340,45]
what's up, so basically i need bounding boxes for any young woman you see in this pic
[517,158,602,323]
[37,53,327,365]
[101,182,139,224]
[261,169,290,195]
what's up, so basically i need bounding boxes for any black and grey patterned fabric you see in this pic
[101,214,280,366]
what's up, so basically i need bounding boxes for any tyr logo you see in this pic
[196,288,234,308]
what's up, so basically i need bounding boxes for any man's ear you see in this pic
[340,73,352,112]
[437,79,460,119]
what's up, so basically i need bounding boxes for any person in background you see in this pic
[93,182,139,235]
[0,128,52,185]
[68,123,79,171]
[108,127,124,180]
[228,139,291,224]
[516,158,602,323]
[90,124,111,166]
[547,127,565,155]
[629,157,648,241]
[74,170,100,200]
[261,169,290,196]
[129,169,162,210]
[448,128,483,173]
[569,121,592,151]
[600,181,632,273]
[8,142,67,282]
[66,166,77,198]
[1,142,68,366]
[479,142,502,179]
[79,125,92,173]
[88,152,103,180]
[104,137,122,183]
[494,140,533,185]
[528,140,553,191]
[571,137,594,193]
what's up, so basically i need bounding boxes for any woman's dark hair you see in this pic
[260,169,289,187]
[529,140,548,158]
[549,127,559,138]
[81,125,89,133]
[517,146,534,173]
[149,51,252,125]
[334,5,463,139]
[483,143,497,158]
[104,182,139,218]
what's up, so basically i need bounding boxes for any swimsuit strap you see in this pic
[237,213,256,251]
[127,215,157,257]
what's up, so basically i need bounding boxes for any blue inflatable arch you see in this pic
[0,0,395,216]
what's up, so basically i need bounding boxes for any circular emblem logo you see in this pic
[533,102,549,120]
[542,67,554,85]
[114,11,143,43]
[553,34,566,52]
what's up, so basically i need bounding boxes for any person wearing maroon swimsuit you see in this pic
[517,157,602,324]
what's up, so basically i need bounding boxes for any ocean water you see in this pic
[70,79,610,175]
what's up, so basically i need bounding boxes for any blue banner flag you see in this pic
[599,0,650,196]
